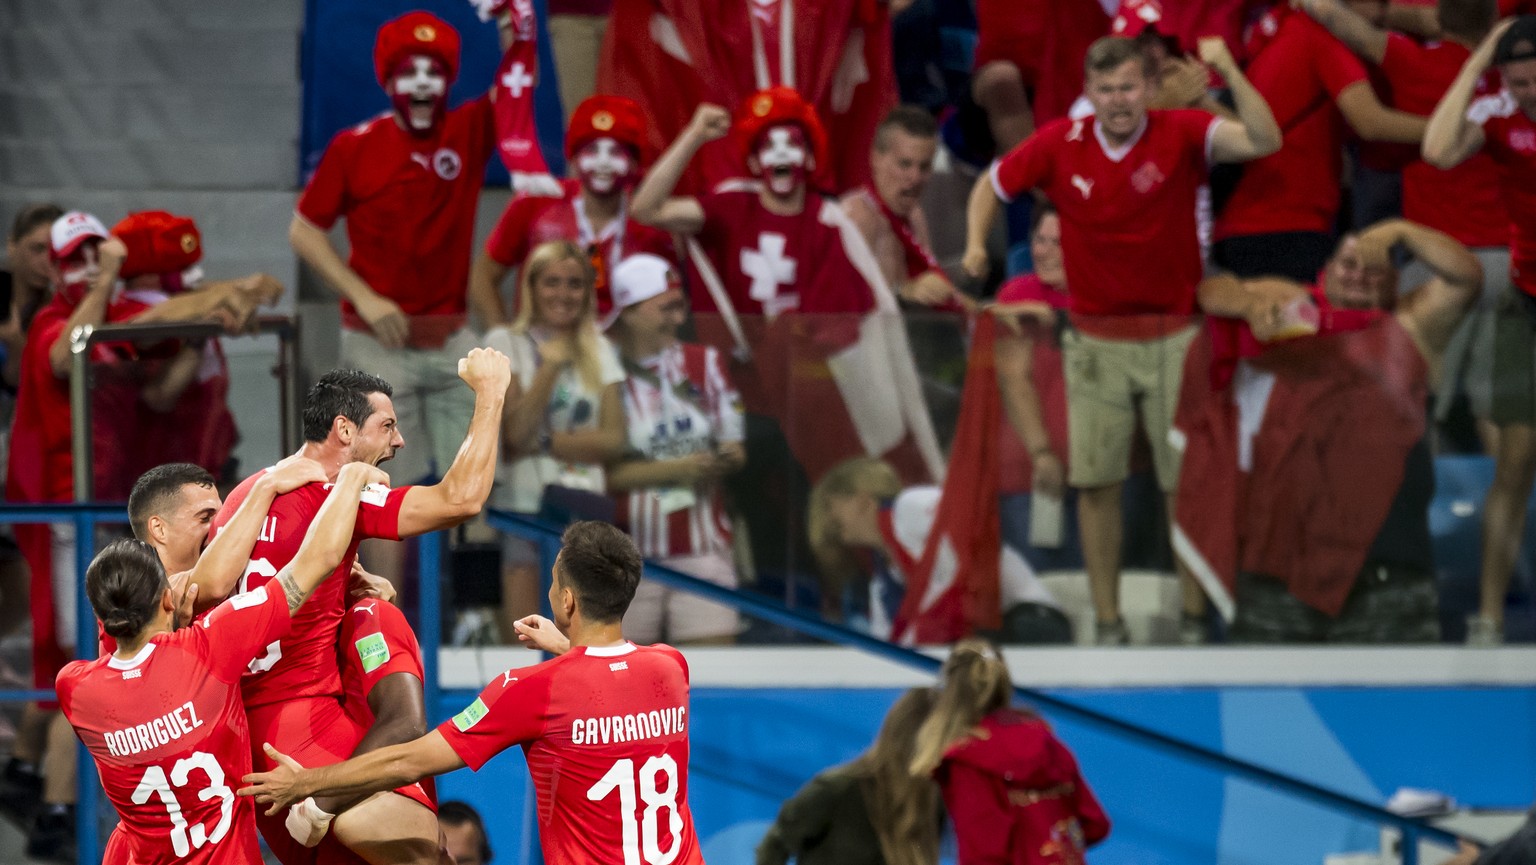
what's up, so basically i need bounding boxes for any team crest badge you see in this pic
[433,147,463,180]
[180,233,198,254]
[752,94,773,117]
[592,110,615,131]
[414,24,436,41]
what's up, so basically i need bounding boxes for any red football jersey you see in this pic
[57,585,290,865]
[691,187,878,320]
[339,598,423,730]
[1217,5,1367,239]
[438,643,704,865]
[209,471,408,709]
[1479,96,1536,297]
[991,110,1218,321]
[1377,35,1509,249]
[297,100,495,341]
[485,184,677,317]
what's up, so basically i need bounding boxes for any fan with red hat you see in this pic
[374,10,461,137]
[111,211,203,282]
[734,86,830,199]
[566,95,648,197]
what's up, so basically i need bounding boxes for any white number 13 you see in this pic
[130,751,233,857]
[586,754,683,865]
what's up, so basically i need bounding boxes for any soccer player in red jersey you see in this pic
[1426,14,1536,645]
[962,35,1280,644]
[58,461,387,865]
[204,348,509,864]
[240,521,705,865]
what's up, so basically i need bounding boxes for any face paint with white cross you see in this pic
[751,123,810,197]
[575,137,635,196]
[390,55,448,136]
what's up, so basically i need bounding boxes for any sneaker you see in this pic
[0,757,41,826]
[26,803,75,864]
[1466,615,1504,647]
[1095,618,1130,646]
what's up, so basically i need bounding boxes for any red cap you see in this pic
[734,86,828,169]
[1111,0,1170,43]
[49,211,108,261]
[374,11,461,87]
[111,211,203,279]
[565,95,647,160]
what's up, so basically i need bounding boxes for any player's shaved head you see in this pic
[555,521,643,623]
[128,463,217,540]
[303,368,394,443]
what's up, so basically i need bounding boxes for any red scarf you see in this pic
[862,185,945,281]
[493,0,552,176]
[1208,282,1385,389]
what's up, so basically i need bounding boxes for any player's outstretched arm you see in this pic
[276,462,389,612]
[185,457,329,608]
[240,734,465,815]
[395,348,511,537]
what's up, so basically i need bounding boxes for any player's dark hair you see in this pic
[1439,0,1496,43]
[1084,36,1155,80]
[873,105,938,151]
[439,801,494,863]
[127,463,217,540]
[556,521,643,624]
[302,369,394,443]
[87,538,171,641]
[9,202,64,243]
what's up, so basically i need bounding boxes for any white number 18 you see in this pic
[586,754,683,865]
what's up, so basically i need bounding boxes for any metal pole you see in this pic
[69,325,94,502]
[276,321,301,455]
[74,511,100,865]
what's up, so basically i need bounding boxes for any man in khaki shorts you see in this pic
[963,35,1280,643]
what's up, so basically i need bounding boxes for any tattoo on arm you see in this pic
[278,571,305,613]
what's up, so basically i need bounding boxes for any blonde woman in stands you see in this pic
[757,687,941,865]
[910,638,1109,865]
[484,240,627,634]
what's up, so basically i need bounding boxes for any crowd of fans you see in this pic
[3,0,1536,860]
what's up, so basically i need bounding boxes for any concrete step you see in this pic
[0,83,298,145]
[1,27,297,87]
[1,0,304,32]
[2,138,296,189]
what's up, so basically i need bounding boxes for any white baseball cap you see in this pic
[603,254,680,329]
[49,211,109,261]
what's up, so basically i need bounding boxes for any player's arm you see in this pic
[395,348,512,536]
[275,463,389,612]
[289,213,409,350]
[1294,0,1388,64]
[1201,37,1283,162]
[241,732,465,814]
[630,104,732,234]
[186,457,329,607]
[1424,19,1511,168]
[305,672,429,817]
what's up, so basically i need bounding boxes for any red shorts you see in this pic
[247,697,436,865]
[102,826,134,865]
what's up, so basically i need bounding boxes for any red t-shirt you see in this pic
[297,100,495,343]
[485,184,677,317]
[1479,95,1536,296]
[974,0,1109,126]
[339,598,423,730]
[208,472,409,709]
[990,111,1218,330]
[995,276,1070,494]
[57,585,291,865]
[1378,35,1509,248]
[5,285,154,504]
[1216,5,1368,239]
[438,643,703,865]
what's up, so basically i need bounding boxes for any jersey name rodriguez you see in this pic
[102,701,206,758]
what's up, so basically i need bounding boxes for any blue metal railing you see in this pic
[485,508,1466,865]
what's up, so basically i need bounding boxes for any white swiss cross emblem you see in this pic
[501,61,534,98]
[740,231,799,318]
